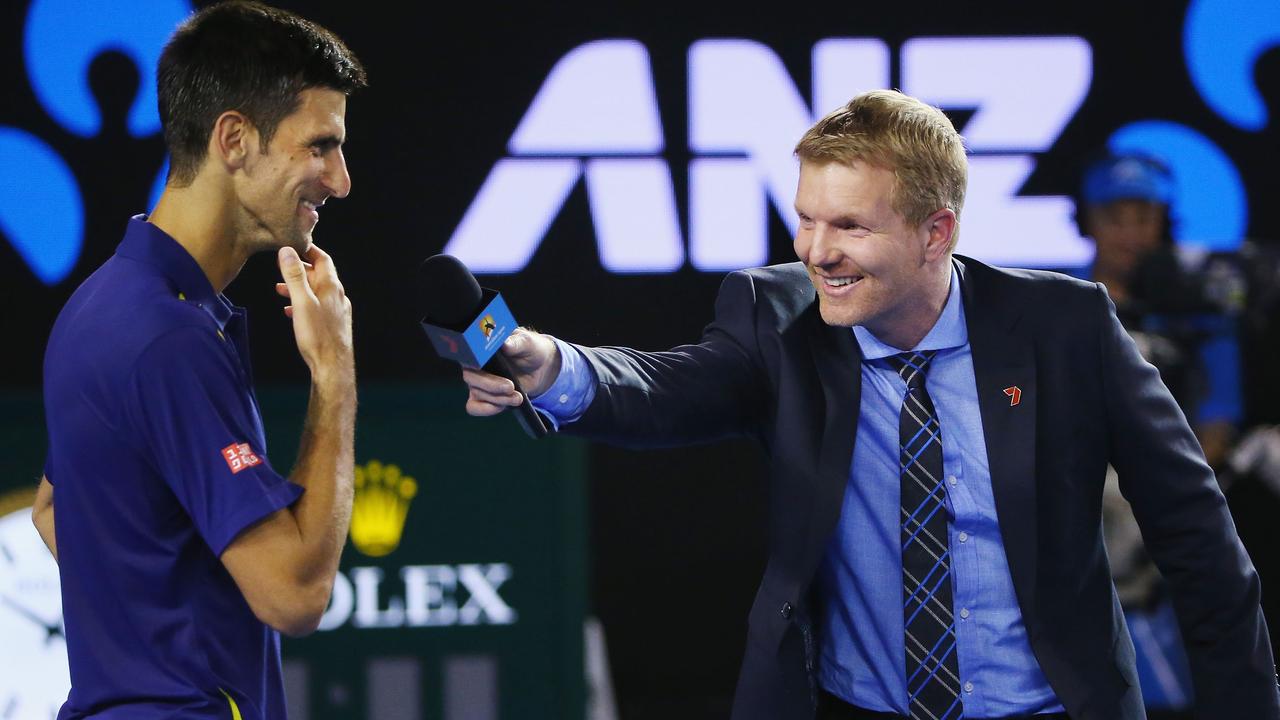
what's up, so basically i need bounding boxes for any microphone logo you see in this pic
[480,314,497,339]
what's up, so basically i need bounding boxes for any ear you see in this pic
[208,110,256,171]
[922,207,958,262]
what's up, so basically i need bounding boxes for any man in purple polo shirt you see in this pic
[31,3,366,718]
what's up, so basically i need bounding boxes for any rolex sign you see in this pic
[259,385,587,720]
[322,460,519,631]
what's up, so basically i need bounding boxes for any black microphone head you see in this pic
[418,254,484,329]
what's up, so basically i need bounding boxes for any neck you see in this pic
[148,176,249,294]
[872,261,952,351]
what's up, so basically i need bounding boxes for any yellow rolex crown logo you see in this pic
[350,460,418,557]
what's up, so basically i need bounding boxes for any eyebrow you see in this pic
[830,215,866,227]
[307,134,345,150]
[794,207,866,227]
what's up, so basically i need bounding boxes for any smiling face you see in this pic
[793,159,955,349]
[235,87,351,254]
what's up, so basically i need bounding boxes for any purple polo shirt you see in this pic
[42,216,303,719]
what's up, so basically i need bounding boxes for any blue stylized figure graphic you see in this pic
[1185,0,1280,132]
[24,0,192,138]
[0,129,83,284]
[1102,0,1277,254]
[1107,121,1247,251]
[3,0,192,285]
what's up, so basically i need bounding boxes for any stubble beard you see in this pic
[814,287,867,328]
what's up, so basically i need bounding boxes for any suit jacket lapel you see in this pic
[802,305,863,584]
[958,258,1039,613]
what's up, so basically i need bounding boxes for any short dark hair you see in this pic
[158,1,367,185]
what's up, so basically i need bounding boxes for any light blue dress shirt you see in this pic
[818,270,1062,717]
[532,270,1064,717]
[530,336,597,430]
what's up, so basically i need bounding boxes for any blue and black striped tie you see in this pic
[889,351,963,720]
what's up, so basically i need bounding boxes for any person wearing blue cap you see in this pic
[1076,151,1242,462]
[1078,153,1177,309]
[1076,151,1246,720]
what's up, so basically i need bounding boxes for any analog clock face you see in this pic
[0,506,69,719]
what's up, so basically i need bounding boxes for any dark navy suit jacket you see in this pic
[566,256,1278,720]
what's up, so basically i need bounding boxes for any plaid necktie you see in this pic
[888,351,963,720]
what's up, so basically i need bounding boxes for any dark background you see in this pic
[4,1,1279,717]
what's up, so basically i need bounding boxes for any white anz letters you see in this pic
[902,37,1093,265]
[446,36,1095,272]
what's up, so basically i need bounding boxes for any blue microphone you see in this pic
[417,254,549,439]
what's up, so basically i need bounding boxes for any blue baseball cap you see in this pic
[1081,153,1175,206]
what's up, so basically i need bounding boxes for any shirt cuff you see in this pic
[530,337,597,431]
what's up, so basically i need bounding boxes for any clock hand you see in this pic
[0,593,63,643]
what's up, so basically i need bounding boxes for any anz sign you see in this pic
[446,37,1097,272]
[2,1,1278,285]
[444,0,1277,273]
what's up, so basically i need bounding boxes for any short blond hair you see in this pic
[795,90,968,239]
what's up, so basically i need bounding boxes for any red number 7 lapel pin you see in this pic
[1003,386,1022,407]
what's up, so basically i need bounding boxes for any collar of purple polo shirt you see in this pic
[116,214,236,331]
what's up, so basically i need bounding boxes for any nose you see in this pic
[324,147,352,199]
[805,223,842,267]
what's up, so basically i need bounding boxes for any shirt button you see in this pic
[780,602,793,619]
[947,476,958,486]
[958,531,969,543]
[558,393,569,404]
[960,608,970,619]
[964,681,975,694]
